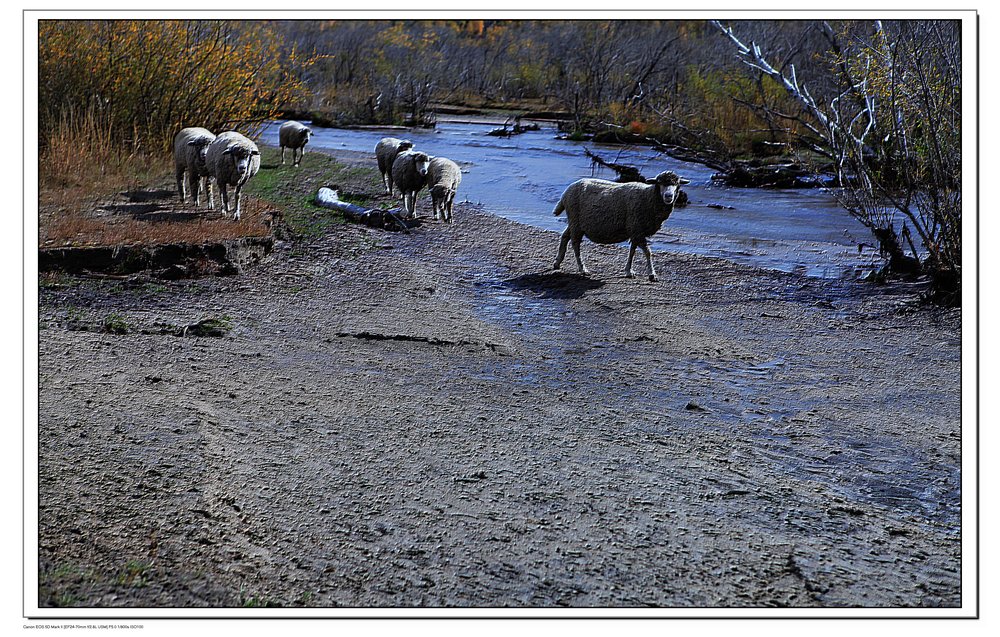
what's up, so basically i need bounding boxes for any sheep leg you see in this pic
[571,236,589,275]
[280,146,286,165]
[233,186,242,221]
[205,178,215,210]
[219,183,229,216]
[640,242,658,282]
[188,171,201,206]
[176,168,186,203]
[446,196,454,223]
[625,241,638,278]
[554,228,571,270]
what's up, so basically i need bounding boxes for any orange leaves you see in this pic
[39,20,318,155]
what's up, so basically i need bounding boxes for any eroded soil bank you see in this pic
[37,151,962,610]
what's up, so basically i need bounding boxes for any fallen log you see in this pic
[486,115,540,137]
[315,187,418,232]
[584,148,646,183]
[710,162,824,188]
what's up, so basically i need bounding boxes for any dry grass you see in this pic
[39,106,275,249]
[41,197,274,249]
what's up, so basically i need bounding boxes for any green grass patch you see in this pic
[246,146,385,240]
[239,585,280,608]
[39,562,99,608]
[103,312,129,335]
[117,560,151,588]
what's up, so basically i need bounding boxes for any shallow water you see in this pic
[261,119,877,279]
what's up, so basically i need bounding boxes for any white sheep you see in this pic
[391,150,431,219]
[553,171,690,281]
[279,120,312,167]
[426,156,462,223]
[375,137,415,195]
[205,131,261,221]
[173,127,216,208]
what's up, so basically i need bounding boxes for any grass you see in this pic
[39,108,275,249]
[117,560,151,588]
[39,562,98,608]
[244,146,387,239]
[239,584,279,608]
[103,312,129,334]
[39,132,384,255]
[41,196,274,249]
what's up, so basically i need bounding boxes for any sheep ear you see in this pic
[679,178,691,185]
[251,149,260,156]
[644,178,658,185]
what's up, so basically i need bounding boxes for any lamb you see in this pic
[375,137,415,195]
[390,150,431,219]
[279,120,312,167]
[552,170,690,282]
[205,131,261,221]
[173,127,216,208]
[426,156,462,222]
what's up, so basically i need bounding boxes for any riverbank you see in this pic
[36,147,962,609]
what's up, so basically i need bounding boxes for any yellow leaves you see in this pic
[39,19,320,152]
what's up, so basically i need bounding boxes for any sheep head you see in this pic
[187,138,213,168]
[413,152,430,177]
[646,171,691,206]
[299,128,313,145]
[223,144,261,176]
[399,140,414,151]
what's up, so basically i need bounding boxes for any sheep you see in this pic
[552,170,690,282]
[205,131,261,221]
[390,150,431,219]
[426,156,462,223]
[279,120,312,167]
[173,127,216,208]
[375,137,414,195]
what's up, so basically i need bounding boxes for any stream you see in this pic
[261,118,877,279]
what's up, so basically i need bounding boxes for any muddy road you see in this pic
[37,152,962,609]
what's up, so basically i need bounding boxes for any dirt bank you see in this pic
[36,148,962,610]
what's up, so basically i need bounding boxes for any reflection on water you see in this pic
[260,119,877,279]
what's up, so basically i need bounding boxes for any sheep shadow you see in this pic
[122,189,176,203]
[503,271,605,300]
[100,202,213,223]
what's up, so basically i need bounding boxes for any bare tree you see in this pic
[713,20,961,302]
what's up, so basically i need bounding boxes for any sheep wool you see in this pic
[205,131,261,221]
[426,156,462,223]
[391,150,431,219]
[375,137,415,195]
[279,120,312,166]
[553,171,690,282]
[173,127,216,208]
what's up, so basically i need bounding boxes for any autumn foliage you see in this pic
[39,20,313,157]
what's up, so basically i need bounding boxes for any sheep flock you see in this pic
[170,120,690,282]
